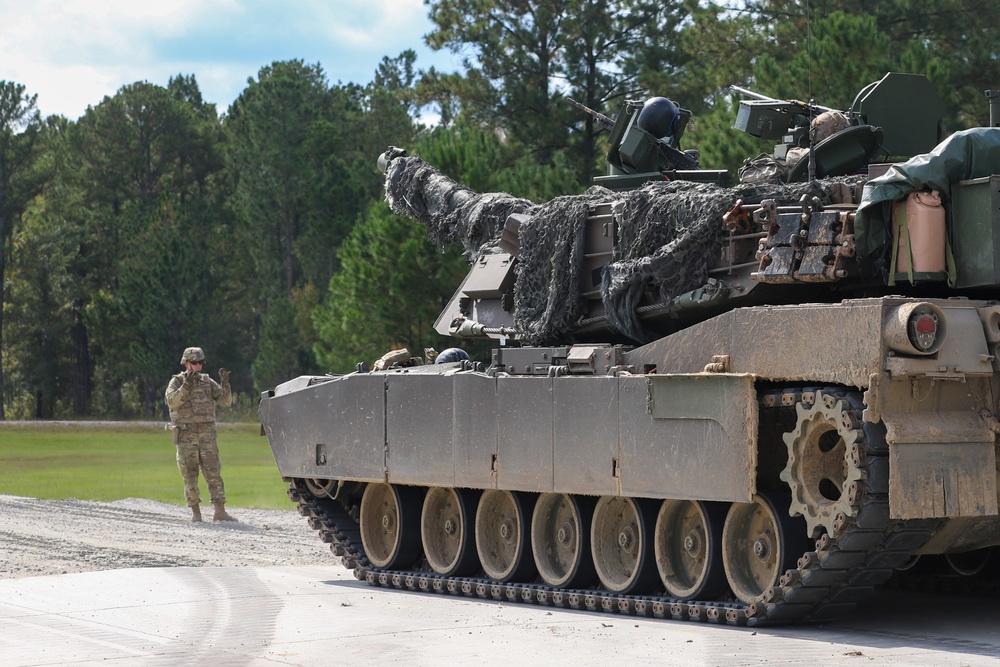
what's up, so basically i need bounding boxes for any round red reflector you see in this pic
[914,314,937,334]
[909,312,939,351]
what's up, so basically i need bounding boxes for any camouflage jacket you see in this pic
[165,372,232,424]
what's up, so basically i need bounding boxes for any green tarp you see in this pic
[855,127,1000,258]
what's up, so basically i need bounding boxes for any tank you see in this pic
[259,72,1000,626]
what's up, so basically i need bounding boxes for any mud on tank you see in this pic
[260,73,1000,625]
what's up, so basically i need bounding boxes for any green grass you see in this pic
[0,422,293,509]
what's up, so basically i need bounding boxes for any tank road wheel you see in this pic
[722,493,808,603]
[779,390,863,538]
[475,490,537,582]
[653,499,729,600]
[304,478,337,498]
[359,483,423,569]
[421,487,481,576]
[946,548,995,577]
[530,493,596,588]
[590,496,658,594]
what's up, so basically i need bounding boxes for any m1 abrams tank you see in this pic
[260,73,1000,625]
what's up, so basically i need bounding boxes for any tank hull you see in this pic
[260,296,1000,625]
[263,296,1000,527]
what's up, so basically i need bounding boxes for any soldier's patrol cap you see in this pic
[180,347,206,364]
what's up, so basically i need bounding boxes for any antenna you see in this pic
[806,0,812,100]
[806,0,816,181]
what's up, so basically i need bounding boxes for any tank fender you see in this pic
[261,370,756,505]
[261,373,387,483]
[622,372,757,503]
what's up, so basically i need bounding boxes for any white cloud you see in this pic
[317,0,431,49]
[0,0,454,120]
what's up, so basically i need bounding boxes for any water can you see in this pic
[894,190,946,273]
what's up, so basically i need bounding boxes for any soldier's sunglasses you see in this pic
[190,360,204,365]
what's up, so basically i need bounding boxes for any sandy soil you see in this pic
[0,494,336,579]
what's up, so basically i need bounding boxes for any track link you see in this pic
[288,386,941,626]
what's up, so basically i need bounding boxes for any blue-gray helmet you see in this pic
[637,97,680,139]
[435,347,469,364]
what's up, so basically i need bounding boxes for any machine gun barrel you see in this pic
[566,97,616,132]
[728,85,838,114]
[729,85,774,102]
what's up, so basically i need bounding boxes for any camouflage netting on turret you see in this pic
[602,178,857,343]
[511,188,617,344]
[385,155,533,261]
[385,155,861,345]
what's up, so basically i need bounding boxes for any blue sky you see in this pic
[3,0,462,119]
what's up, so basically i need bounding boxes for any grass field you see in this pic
[0,422,294,510]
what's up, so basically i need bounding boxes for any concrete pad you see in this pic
[1,565,999,666]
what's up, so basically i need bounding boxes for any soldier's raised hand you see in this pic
[219,368,230,384]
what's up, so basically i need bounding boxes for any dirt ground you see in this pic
[0,494,335,579]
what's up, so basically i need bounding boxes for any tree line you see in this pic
[1,0,996,419]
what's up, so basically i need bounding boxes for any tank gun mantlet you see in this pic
[435,252,522,342]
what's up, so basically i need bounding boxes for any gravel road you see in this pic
[0,494,336,579]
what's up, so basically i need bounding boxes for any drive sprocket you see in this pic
[779,390,863,539]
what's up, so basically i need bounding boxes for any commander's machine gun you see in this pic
[730,72,947,181]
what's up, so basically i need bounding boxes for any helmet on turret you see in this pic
[435,347,470,364]
[637,97,681,140]
[810,110,849,144]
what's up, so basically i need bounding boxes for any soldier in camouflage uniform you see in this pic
[164,346,235,522]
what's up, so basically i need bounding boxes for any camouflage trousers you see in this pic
[175,422,226,507]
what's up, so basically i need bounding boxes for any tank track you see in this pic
[286,386,941,626]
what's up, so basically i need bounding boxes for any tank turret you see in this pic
[377,73,992,349]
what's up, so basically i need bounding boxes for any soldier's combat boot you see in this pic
[213,502,236,522]
[190,505,202,522]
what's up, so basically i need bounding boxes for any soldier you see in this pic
[164,346,236,523]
